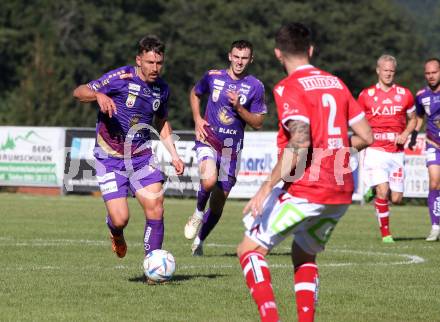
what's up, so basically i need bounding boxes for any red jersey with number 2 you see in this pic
[274,65,365,204]
[358,84,415,152]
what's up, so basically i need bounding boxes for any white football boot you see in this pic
[184,210,203,240]
[426,227,440,241]
[191,237,204,256]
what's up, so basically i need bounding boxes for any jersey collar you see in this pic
[295,64,314,71]
[376,83,396,92]
[426,85,440,94]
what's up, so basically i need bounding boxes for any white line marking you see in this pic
[3,266,61,271]
[0,240,425,269]
[198,243,426,267]
[1,239,108,246]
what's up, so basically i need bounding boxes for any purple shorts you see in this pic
[426,143,440,167]
[95,154,163,201]
[194,141,239,192]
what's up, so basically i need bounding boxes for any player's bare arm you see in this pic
[414,115,425,132]
[243,120,310,217]
[409,115,424,150]
[73,84,117,118]
[395,111,417,145]
[189,87,209,140]
[349,118,373,151]
[227,90,264,130]
[155,116,185,175]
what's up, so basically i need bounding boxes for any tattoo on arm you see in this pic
[285,120,310,152]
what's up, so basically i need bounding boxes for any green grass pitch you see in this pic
[1,193,439,321]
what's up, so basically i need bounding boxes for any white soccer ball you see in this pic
[143,249,176,282]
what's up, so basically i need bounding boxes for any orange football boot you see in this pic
[110,233,127,258]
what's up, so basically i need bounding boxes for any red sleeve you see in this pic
[405,91,415,113]
[273,83,310,130]
[347,91,365,126]
[357,90,367,112]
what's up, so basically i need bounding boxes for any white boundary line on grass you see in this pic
[3,266,62,271]
[175,243,425,270]
[329,249,425,265]
[1,238,435,252]
[0,239,425,271]
[0,238,107,246]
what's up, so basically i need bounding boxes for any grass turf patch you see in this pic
[0,193,438,321]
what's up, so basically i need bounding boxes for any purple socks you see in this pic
[428,190,440,225]
[196,186,211,212]
[107,214,165,256]
[198,209,221,241]
[144,218,164,255]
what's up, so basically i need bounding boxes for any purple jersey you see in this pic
[416,87,440,146]
[87,66,169,158]
[194,69,267,154]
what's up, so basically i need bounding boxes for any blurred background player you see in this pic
[73,35,184,270]
[410,58,440,241]
[236,22,372,322]
[184,40,267,255]
[358,54,416,243]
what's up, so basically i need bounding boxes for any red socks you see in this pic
[240,252,319,322]
[375,198,390,237]
[294,262,319,322]
[239,251,279,322]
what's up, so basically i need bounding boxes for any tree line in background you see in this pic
[0,0,438,130]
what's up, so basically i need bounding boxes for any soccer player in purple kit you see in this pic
[184,40,267,256]
[410,58,440,241]
[73,35,185,271]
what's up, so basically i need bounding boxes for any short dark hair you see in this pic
[425,57,440,66]
[230,40,253,56]
[138,35,165,55]
[275,22,312,56]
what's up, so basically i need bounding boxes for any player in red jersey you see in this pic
[358,54,416,243]
[236,22,373,322]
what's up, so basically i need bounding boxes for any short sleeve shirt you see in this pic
[87,66,169,158]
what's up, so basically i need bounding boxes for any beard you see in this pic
[428,80,440,91]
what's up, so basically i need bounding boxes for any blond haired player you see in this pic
[358,54,416,243]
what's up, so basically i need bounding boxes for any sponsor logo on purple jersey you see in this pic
[416,87,440,147]
[194,69,267,154]
[87,66,170,158]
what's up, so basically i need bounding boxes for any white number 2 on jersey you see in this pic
[322,93,341,135]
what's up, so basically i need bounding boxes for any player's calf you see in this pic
[390,193,403,205]
[294,262,319,322]
[106,214,127,258]
[239,251,279,322]
[374,198,392,239]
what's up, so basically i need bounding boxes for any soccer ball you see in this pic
[143,249,176,282]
